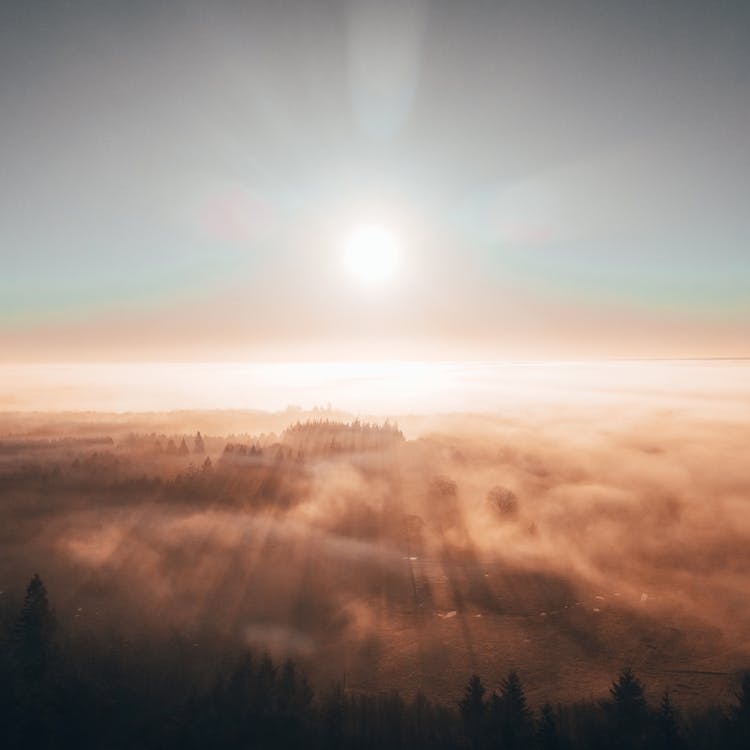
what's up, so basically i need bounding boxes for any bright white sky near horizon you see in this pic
[1,360,749,417]
[1,0,749,365]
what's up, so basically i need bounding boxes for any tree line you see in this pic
[1,575,748,749]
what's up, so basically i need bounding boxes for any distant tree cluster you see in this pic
[223,442,264,457]
[114,431,208,457]
[156,432,204,457]
[282,419,404,456]
[221,443,307,469]
[69,450,121,472]
[0,441,307,512]
[1,575,749,749]
[0,436,113,455]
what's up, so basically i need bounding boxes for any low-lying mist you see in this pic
[1,391,749,708]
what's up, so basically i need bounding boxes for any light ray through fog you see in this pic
[2,1,750,739]
[4,389,750,706]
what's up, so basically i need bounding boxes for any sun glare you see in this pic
[343,223,401,284]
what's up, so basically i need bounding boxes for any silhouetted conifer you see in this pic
[609,668,647,749]
[13,574,56,678]
[193,431,205,454]
[655,689,684,750]
[729,672,750,748]
[459,674,486,747]
[492,671,533,750]
[3,572,750,750]
[321,682,346,749]
[537,702,561,750]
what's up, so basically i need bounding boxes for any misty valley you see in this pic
[1,407,749,748]
[4,0,750,745]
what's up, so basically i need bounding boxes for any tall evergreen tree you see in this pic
[321,682,346,750]
[459,674,486,748]
[10,575,58,750]
[495,671,533,750]
[729,672,750,749]
[537,702,561,750]
[13,574,56,678]
[609,668,648,750]
[193,431,205,454]
[655,689,684,750]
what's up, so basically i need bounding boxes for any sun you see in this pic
[343,223,401,284]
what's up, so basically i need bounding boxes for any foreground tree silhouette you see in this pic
[609,668,648,749]
[459,674,486,748]
[490,671,533,750]
[537,702,561,750]
[729,672,750,748]
[654,689,684,750]
[6,572,750,750]
[8,575,58,750]
[320,682,346,749]
[13,573,56,679]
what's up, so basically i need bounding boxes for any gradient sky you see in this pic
[1,0,749,361]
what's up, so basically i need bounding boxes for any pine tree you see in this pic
[656,689,684,750]
[537,702,560,750]
[321,682,346,750]
[13,574,56,678]
[193,431,205,454]
[609,668,647,749]
[730,673,750,748]
[496,671,533,750]
[276,659,312,746]
[459,674,486,747]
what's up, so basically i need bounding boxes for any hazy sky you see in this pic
[2,0,749,361]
